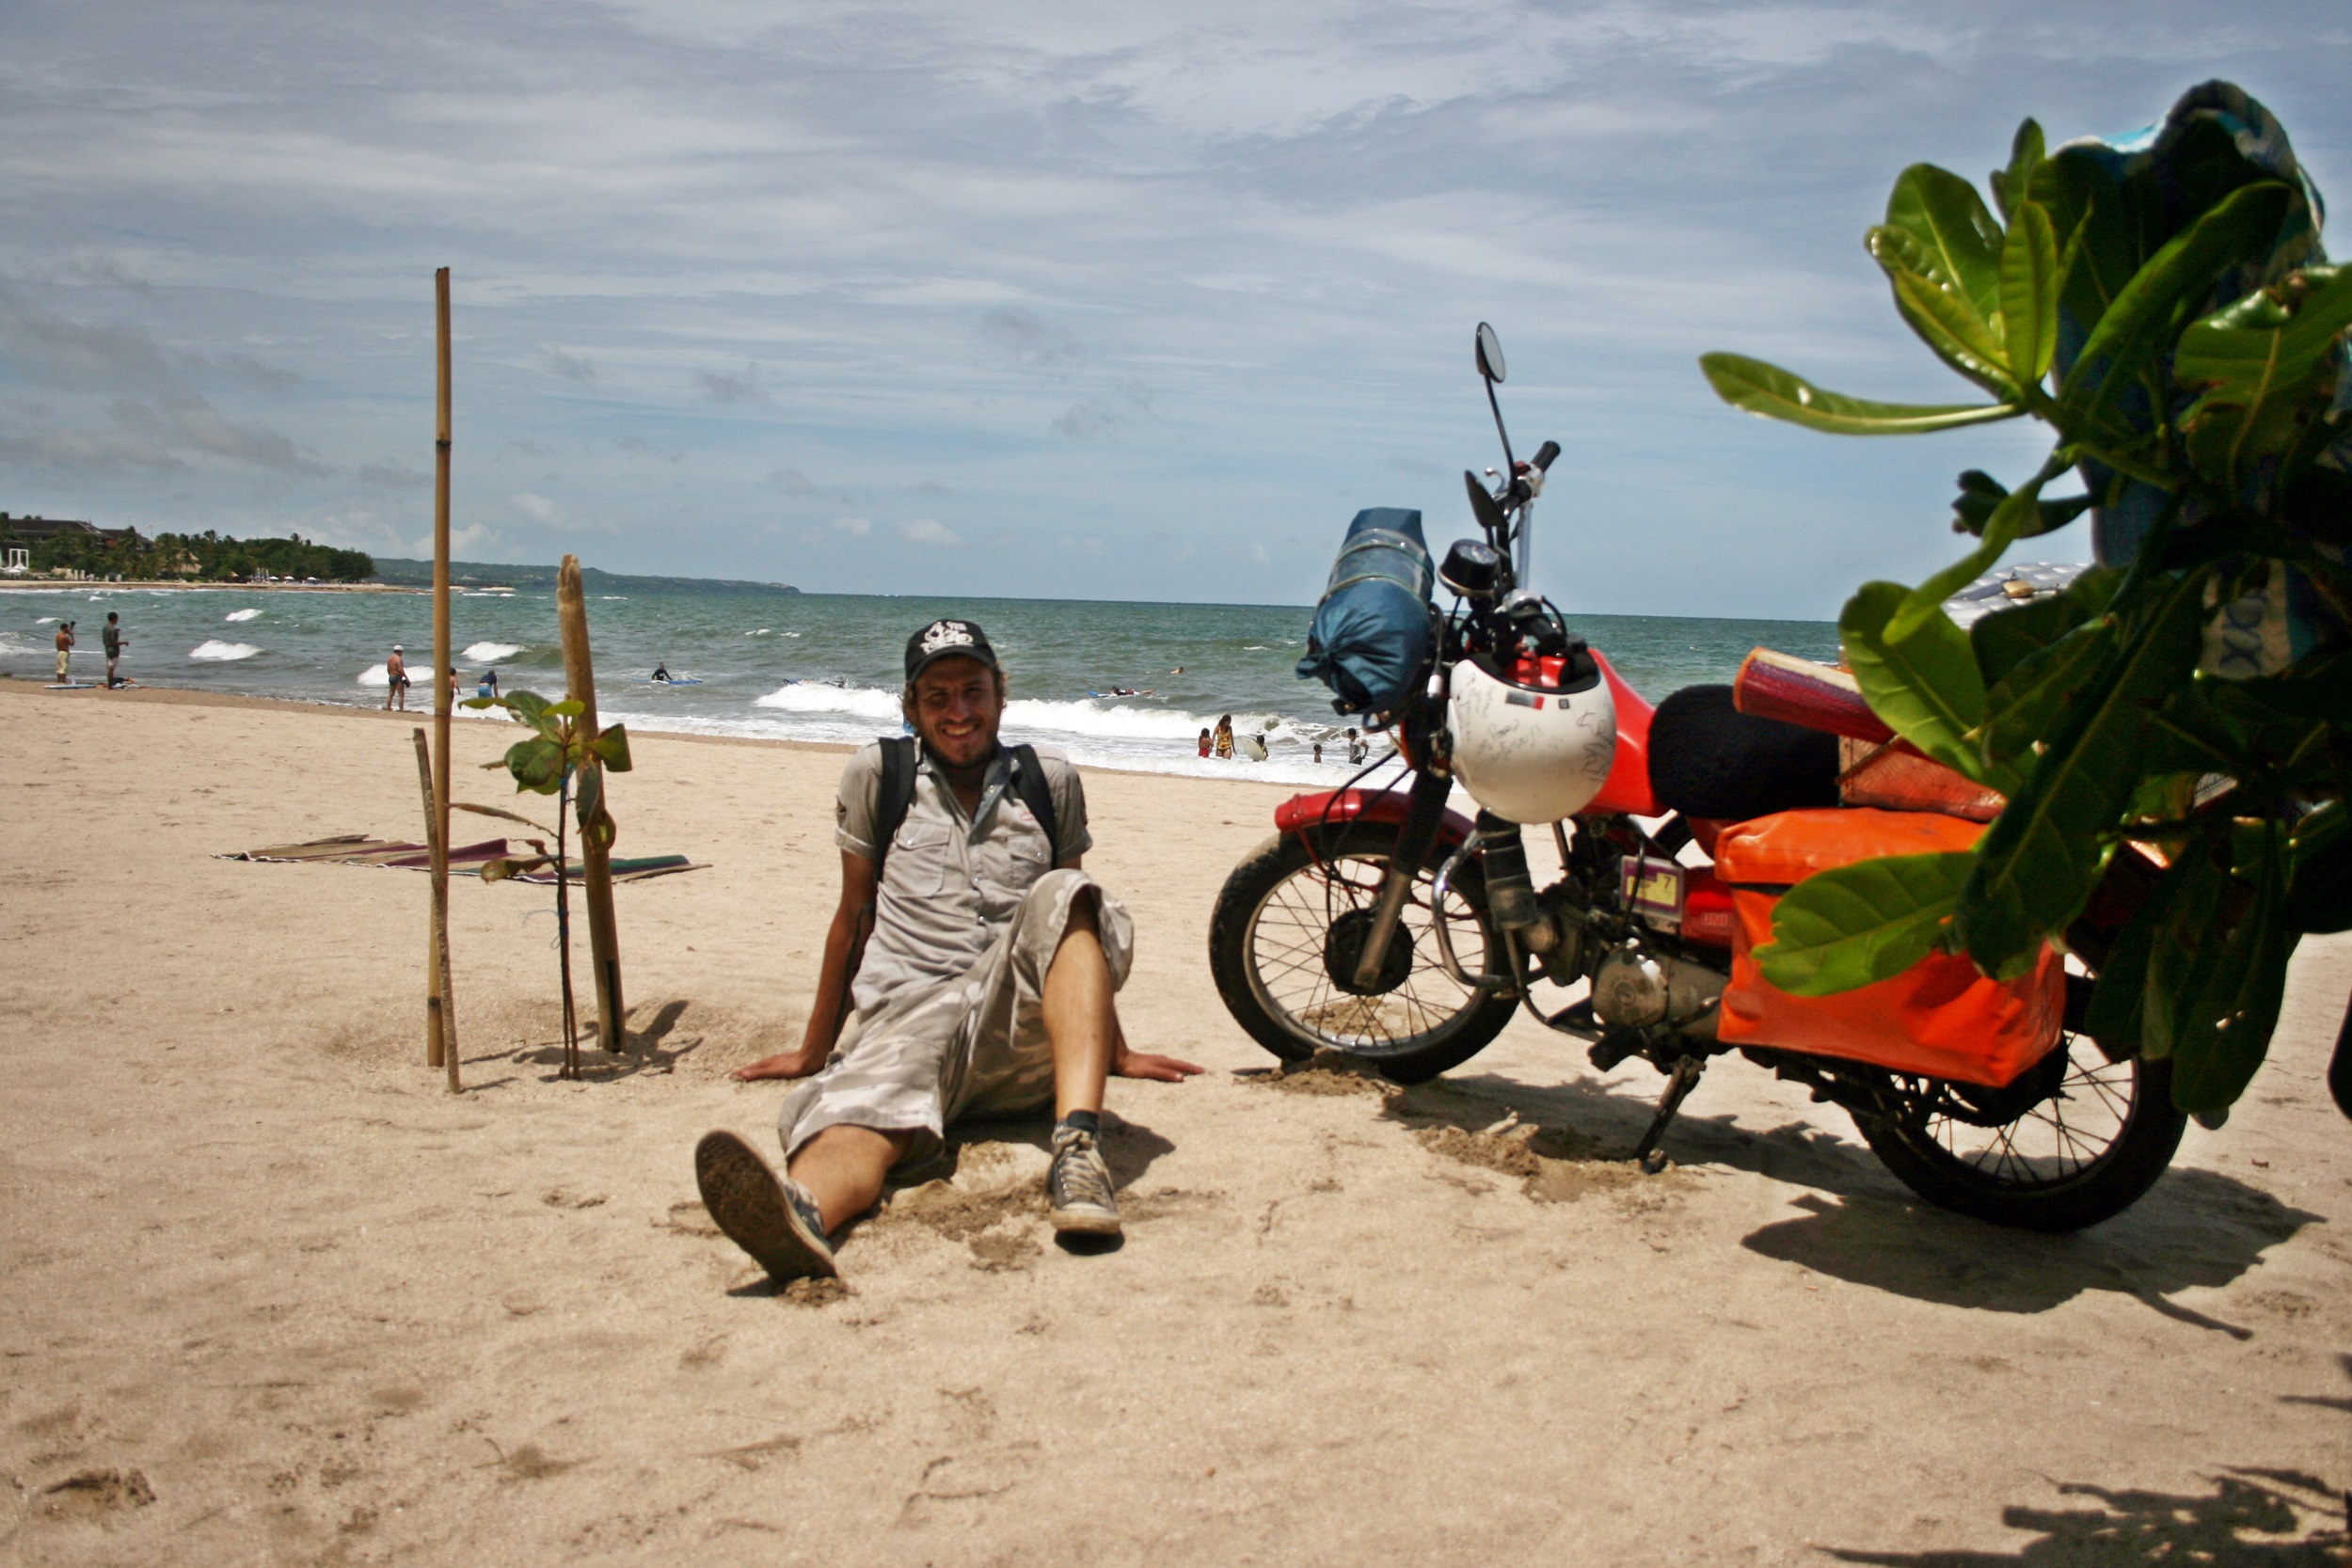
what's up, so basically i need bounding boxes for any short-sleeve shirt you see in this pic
[103,625,120,655]
[834,741,1092,1016]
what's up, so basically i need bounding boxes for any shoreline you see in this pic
[0,675,1352,781]
[0,578,419,594]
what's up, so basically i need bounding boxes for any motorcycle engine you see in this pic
[1590,941,1726,1037]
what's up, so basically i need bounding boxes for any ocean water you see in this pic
[2,586,1836,784]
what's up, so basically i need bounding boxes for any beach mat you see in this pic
[218,835,703,883]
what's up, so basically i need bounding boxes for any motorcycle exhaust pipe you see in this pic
[1477,816,1554,953]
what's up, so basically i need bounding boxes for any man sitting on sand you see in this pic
[696,617,1201,1283]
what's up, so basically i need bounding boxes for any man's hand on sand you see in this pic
[1112,1047,1205,1083]
[733,1050,827,1082]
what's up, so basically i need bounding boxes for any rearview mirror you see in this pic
[1474,322,1505,384]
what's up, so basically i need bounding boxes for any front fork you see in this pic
[1349,766,1456,990]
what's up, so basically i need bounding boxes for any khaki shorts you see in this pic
[777,868,1133,1169]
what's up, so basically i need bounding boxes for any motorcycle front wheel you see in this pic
[1853,1043,2186,1232]
[1208,824,1520,1085]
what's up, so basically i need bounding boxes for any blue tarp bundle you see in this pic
[1296,507,1434,718]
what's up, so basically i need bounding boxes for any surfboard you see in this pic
[638,676,705,686]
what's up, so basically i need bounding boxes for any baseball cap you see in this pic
[904,618,999,682]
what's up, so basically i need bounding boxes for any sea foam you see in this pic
[463,641,524,661]
[189,641,262,661]
[224,608,262,623]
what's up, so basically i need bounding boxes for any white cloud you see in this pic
[898,517,961,546]
[510,491,561,525]
[832,515,872,537]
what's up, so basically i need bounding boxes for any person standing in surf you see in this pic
[384,644,409,711]
[1213,714,1234,760]
[101,612,128,689]
[696,616,1201,1284]
[53,621,73,685]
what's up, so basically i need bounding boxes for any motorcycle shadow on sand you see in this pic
[1376,1067,2320,1332]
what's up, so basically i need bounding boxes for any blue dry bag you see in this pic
[1296,507,1434,719]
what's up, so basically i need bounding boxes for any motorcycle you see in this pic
[1207,324,2185,1233]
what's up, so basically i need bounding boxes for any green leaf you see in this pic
[1979,615,2119,768]
[587,723,633,772]
[1755,850,1976,995]
[1990,119,2045,224]
[503,736,565,795]
[503,690,554,728]
[2056,181,2295,435]
[1956,570,2209,974]
[1998,199,2060,385]
[1968,564,2119,685]
[1883,163,2007,325]
[2146,822,2295,1113]
[1697,354,2022,436]
[2081,854,2177,1053]
[2032,150,2140,346]
[545,698,586,721]
[1840,581,2010,788]
[2287,801,2352,933]
[2236,646,2352,721]
[2176,264,2352,402]
[2179,265,2352,483]
[1889,454,2070,643]
[573,762,602,825]
[1947,468,2091,539]
[1869,230,2021,401]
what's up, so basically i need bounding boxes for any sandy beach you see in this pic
[1,676,2346,1566]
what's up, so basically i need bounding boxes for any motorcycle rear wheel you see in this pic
[1853,1043,2185,1232]
[1208,825,1520,1085]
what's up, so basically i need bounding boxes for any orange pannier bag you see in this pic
[1712,809,2064,1087]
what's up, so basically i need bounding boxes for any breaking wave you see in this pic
[189,641,262,661]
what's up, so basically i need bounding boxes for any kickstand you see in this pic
[1631,1055,1706,1175]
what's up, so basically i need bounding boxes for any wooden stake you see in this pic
[430,266,458,1091]
[556,554,625,1053]
[413,729,459,1091]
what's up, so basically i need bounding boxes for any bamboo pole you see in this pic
[413,730,459,1091]
[429,266,458,1090]
[556,554,625,1053]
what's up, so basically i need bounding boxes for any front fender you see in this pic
[1274,786,1476,850]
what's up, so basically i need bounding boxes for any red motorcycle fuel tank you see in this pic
[1580,649,1657,817]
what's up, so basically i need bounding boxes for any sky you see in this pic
[2,2,2347,616]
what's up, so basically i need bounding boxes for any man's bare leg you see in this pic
[786,1123,914,1234]
[1042,895,1116,1117]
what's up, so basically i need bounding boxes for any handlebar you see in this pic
[1531,439,1560,473]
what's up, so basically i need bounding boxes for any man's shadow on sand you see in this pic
[1382,1069,2323,1332]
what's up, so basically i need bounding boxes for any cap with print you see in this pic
[903,618,999,681]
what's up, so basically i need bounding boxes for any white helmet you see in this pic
[1446,657,1617,823]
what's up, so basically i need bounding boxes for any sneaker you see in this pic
[694,1130,837,1281]
[1047,1126,1121,1237]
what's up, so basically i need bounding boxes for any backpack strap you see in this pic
[870,736,919,881]
[1008,743,1062,864]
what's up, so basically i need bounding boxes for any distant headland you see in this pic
[369,558,801,595]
